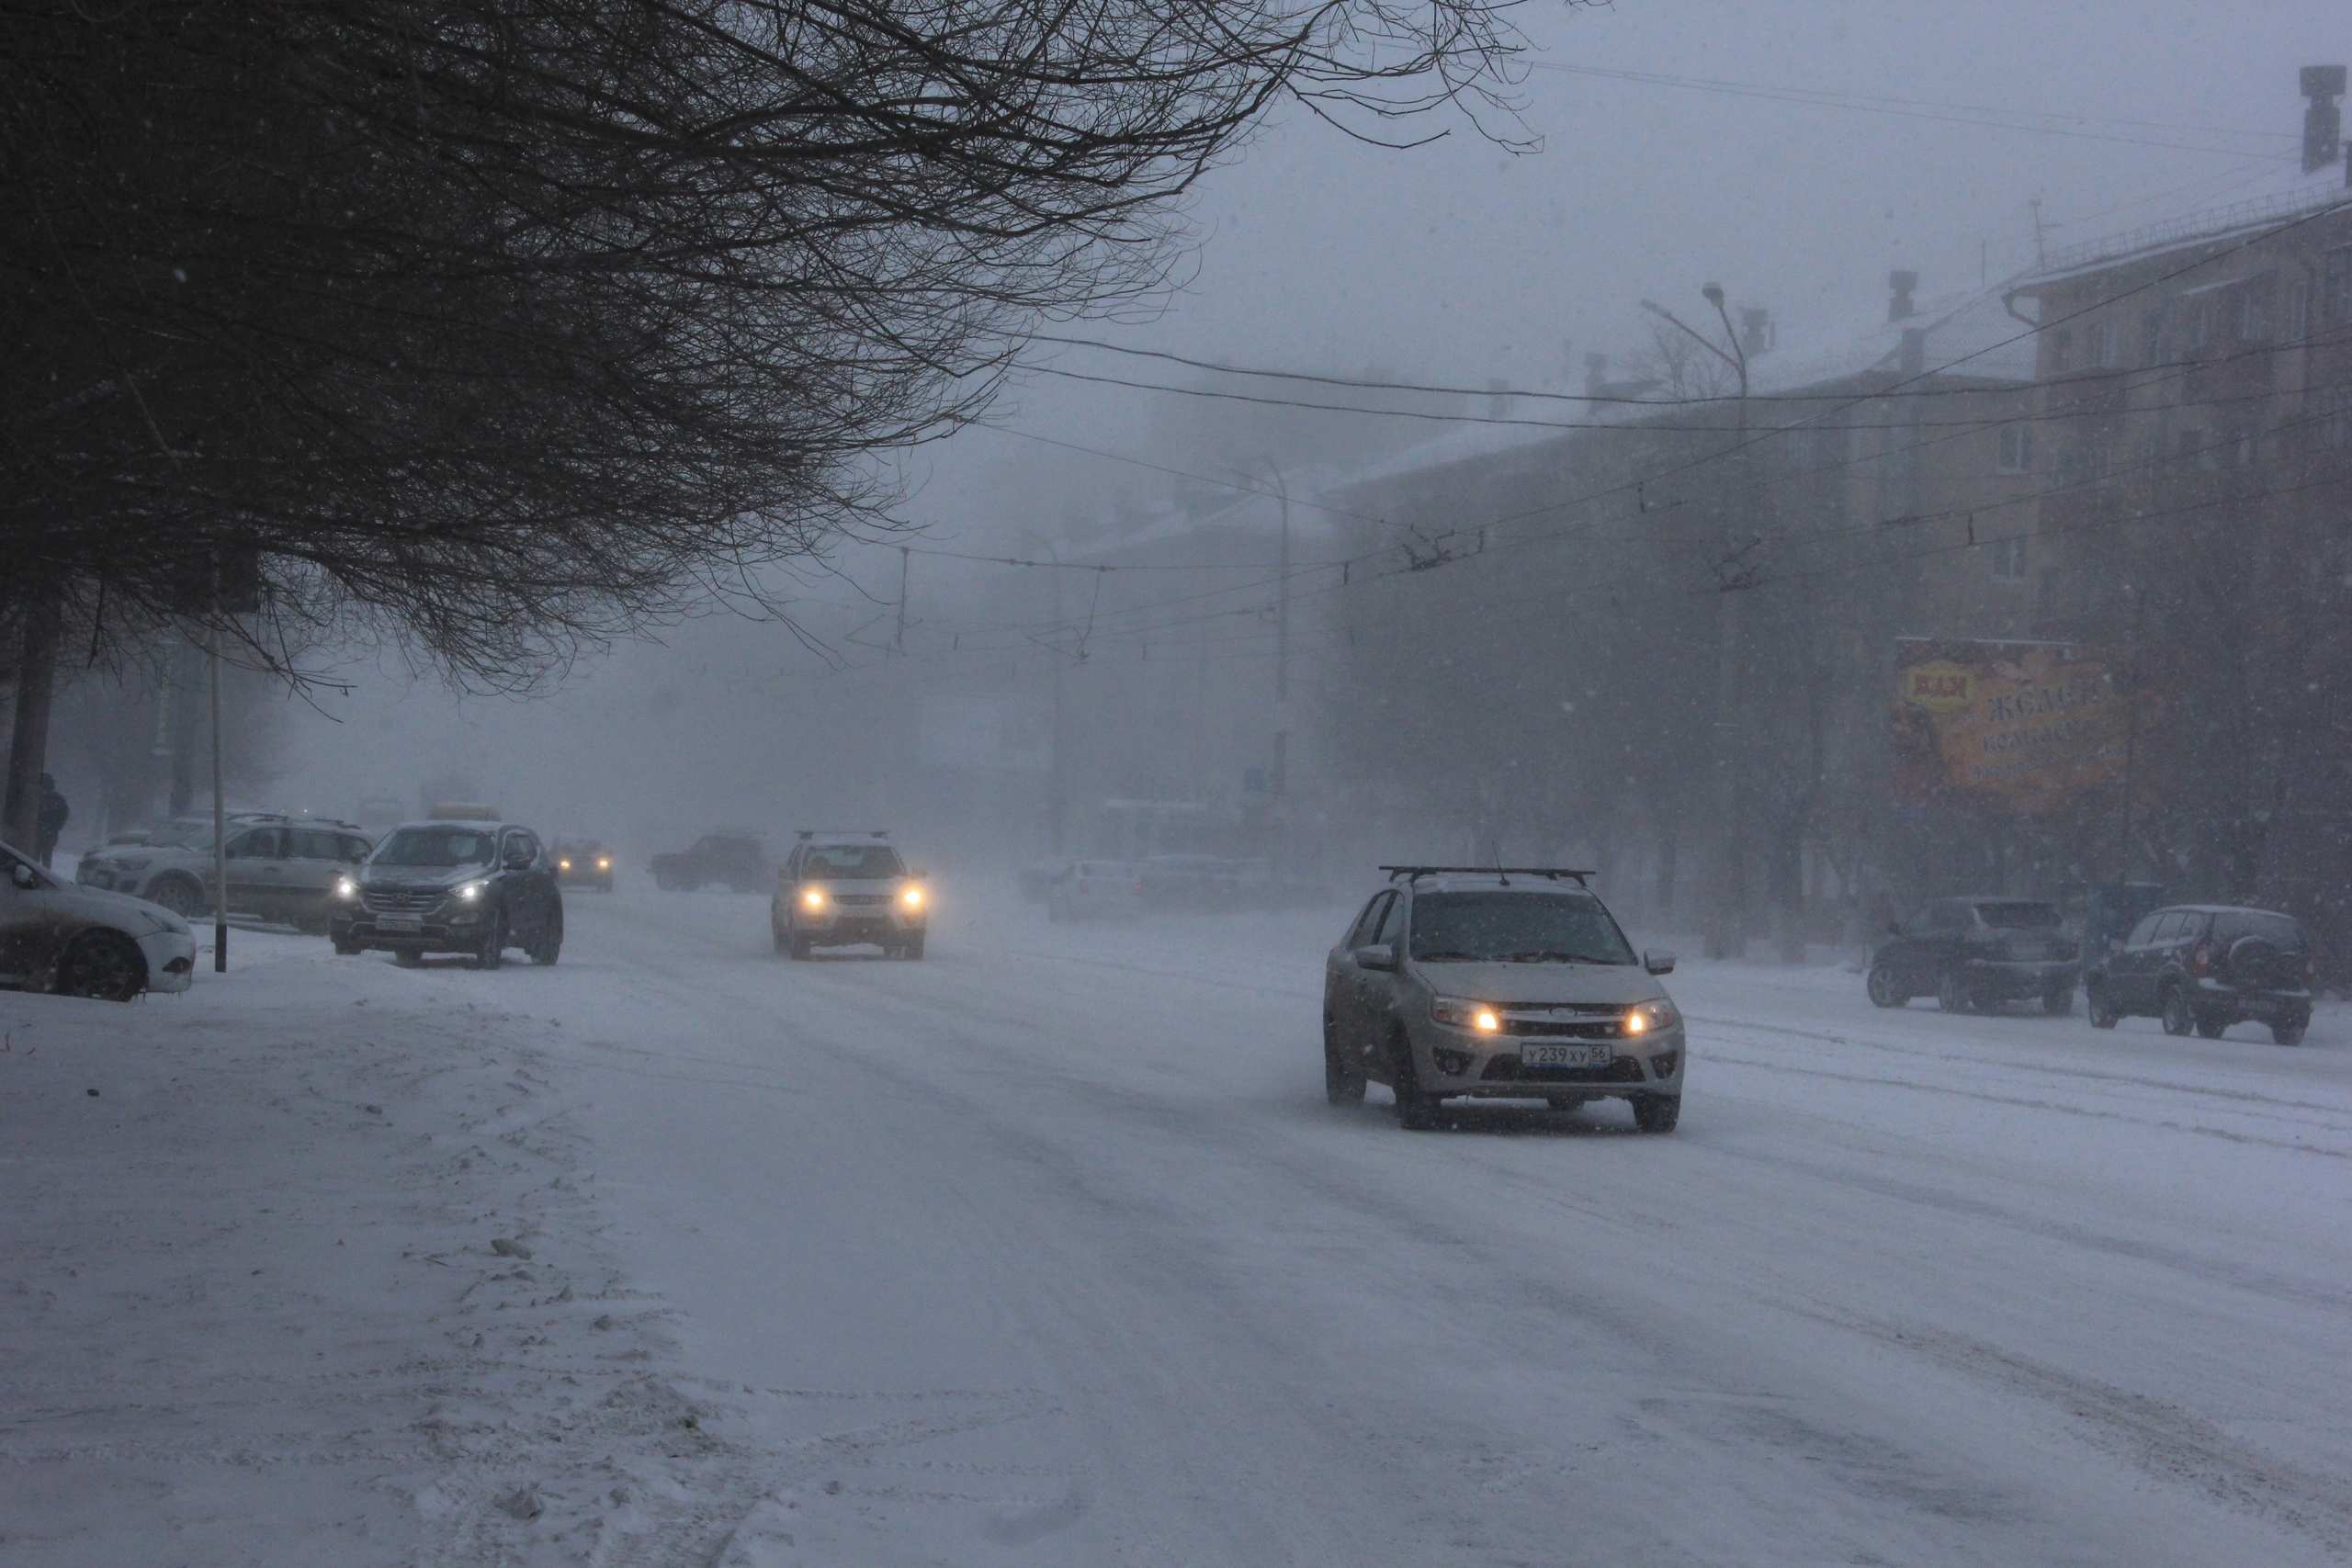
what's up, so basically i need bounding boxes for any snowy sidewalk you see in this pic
[0,937,734,1567]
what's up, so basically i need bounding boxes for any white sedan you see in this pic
[1,838,198,1000]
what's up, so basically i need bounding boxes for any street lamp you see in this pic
[1641,287,1754,960]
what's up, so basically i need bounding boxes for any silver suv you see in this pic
[773,831,929,959]
[1322,867,1685,1132]
[76,815,374,930]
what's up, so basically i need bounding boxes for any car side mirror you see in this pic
[503,850,533,870]
[9,862,35,890]
[1353,942,1398,973]
[911,866,928,879]
[1645,948,1678,976]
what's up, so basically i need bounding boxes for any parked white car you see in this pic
[2,837,198,1000]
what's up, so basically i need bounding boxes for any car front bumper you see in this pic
[136,928,198,993]
[1408,1023,1686,1101]
[1963,957,2077,998]
[792,908,926,946]
[332,905,495,954]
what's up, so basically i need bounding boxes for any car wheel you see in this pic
[902,933,926,961]
[54,931,145,1001]
[474,912,506,971]
[393,949,422,968]
[789,932,812,961]
[2272,1015,2308,1046]
[2194,1013,2228,1040]
[2042,986,2074,1017]
[333,937,362,956]
[2160,985,2194,1037]
[772,923,788,957]
[1937,967,1973,1013]
[2086,984,2120,1029]
[1865,963,1908,1009]
[1323,1018,1366,1106]
[1632,1094,1681,1134]
[1388,1030,1440,1131]
[144,874,208,918]
[528,911,562,965]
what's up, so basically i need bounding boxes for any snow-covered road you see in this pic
[9,889,2350,1565]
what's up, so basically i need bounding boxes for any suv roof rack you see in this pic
[1379,864,1594,886]
[796,829,889,840]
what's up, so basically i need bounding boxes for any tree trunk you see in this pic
[2,599,62,853]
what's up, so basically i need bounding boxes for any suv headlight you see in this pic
[334,876,359,901]
[1623,999,1679,1036]
[1430,997,1502,1033]
[899,885,926,911]
[455,880,488,903]
[800,886,827,911]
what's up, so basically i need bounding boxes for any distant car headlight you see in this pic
[334,876,359,901]
[558,857,572,872]
[900,886,926,911]
[801,886,827,911]
[1623,1000,1678,1036]
[1431,997,1502,1033]
[596,856,611,872]
[456,880,488,902]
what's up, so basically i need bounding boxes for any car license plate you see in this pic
[1522,1043,1611,1069]
[378,913,422,930]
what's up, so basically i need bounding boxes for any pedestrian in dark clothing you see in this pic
[37,773,69,868]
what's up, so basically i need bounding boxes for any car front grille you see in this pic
[363,887,444,913]
[1480,1055,1645,1084]
[1504,1019,1622,1039]
[833,893,889,907]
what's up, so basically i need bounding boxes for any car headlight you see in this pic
[1430,997,1503,1033]
[800,886,827,911]
[1623,999,1678,1036]
[334,876,359,901]
[558,857,572,871]
[456,880,488,902]
[596,856,611,871]
[900,886,926,911]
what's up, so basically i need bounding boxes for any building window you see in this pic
[2086,320,2114,367]
[2141,307,2165,366]
[2288,277,2311,343]
[2048,326,2073,373]
[1988,534,2028,581]
[2234,284,2269,343]
[2327,249,2352,323]
[1996,424,2032,472]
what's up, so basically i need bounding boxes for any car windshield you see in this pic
[2211,910,2306,948]
[1408,891,1637,965]
[372,827,497,868]
[1974,901,2063,929]
[804,844,904,878]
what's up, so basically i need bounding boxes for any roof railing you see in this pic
[1379,864,1593,886]
[795,829,890,840]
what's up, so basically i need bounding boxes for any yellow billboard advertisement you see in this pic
[1892,638,2134,816]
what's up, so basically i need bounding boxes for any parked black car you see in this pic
[650,832,770,893]
[2085,904,2314,1043]
[331,820,563,970]
[552,839,616,893]
[1866,897,2079,1014]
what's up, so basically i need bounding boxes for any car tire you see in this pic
[2086,985,2120,1029]
[333,937,361,956]
[528,911,562,966]
[474,912,506,971]
[1388,1031,1440,1131]
[1632,1094,1681,1134]
[1866,964,1908,1009]
[788,932,812,961]
[1937,967,1973,1013]
[902,933,926,961]
[2194,1013,2228,1040]
[2273,1016,2309,1046]
[54,931,145,1001]
[393,949,422,968]
[772,924,788,957]
[2159,985,2194,1037]
[1323,1019,1366,1106]
[144,874,208,919]
[2042,986,2074,1017]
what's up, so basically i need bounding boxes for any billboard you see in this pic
[1892,638,2136,816]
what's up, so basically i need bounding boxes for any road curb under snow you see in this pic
[0,943,752,1567]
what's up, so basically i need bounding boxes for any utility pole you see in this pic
[2115,584,2145,881]
[208,555,229,972]
[894,546,910,654]
[1244,457,1295,802]
[1020,530,1070,856]
[1642,285,1753,960]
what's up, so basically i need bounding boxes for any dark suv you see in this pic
[650,832,770,893]
[1866,897,2079,1014]
[2085,905,2314,1043]
[331,820,563,970]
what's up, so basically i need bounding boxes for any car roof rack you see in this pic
[1379,864,1594,886]
[796,829,889,840]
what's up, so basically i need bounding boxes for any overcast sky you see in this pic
[253,0,2346,834]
